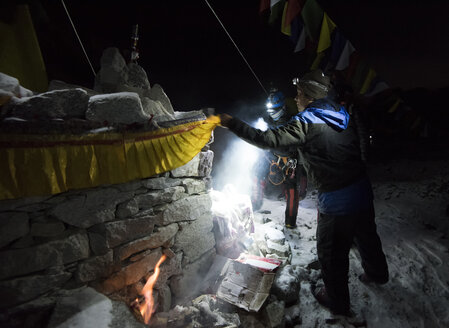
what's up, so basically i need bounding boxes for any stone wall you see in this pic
[0,150,215,326]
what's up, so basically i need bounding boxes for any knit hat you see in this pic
[296,69,331,100]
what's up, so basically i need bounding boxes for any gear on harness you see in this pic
[268,155,297,186]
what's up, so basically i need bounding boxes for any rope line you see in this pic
[61,0,96,77]
[204,0,268,95]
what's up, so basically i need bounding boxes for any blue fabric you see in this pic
[292,100,349,131]
[318,177,373,215]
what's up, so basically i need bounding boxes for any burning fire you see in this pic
[137,254,167,324]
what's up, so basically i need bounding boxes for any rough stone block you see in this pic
[4,88,88,119]
[143,177,181,190]
[115,223,179,261]
[135,187,186,209]
[170,154,200,177]
[198,150,214,177]
[30,221,65,237]
[181,178,206,195]
[158,194,212,225]
[0,212,29,248]
[0,271,72,308]
[88,216,155,253]
[75,250,115,283]
[0,231,89,280]
[99,248,162,294]
[174,213,215,264]
[147,83,174,115]
[116,198,139,219]
[50,188,132,228]
[86,92,150,124]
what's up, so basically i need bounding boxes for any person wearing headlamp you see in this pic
[250,87,308,229]
[218,69,389,317]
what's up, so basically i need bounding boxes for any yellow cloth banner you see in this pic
[0,117,220,200]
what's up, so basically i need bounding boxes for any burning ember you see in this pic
[136,254,167,324]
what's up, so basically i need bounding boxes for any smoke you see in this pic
[211,116,268,196]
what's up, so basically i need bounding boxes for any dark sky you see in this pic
[34,0,449,112]
[36,0,302,112]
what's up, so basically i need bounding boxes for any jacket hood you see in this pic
[294,99,349,131]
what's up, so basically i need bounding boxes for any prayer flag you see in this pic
[335,40,355,70]
[301,0,324,42]
[360,68,377,94]
[316,12,336,53]
[294,24,306,52]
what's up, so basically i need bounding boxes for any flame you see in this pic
[139,254,167,324]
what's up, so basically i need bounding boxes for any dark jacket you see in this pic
[227,98,366,193]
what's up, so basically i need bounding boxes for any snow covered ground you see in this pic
[254,159,449,327]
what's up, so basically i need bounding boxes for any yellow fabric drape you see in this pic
[0,117,220,200]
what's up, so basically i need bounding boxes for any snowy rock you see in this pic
[47,287,145,328]
[147,83,175,115]
[174,110,206,120]
[94,47,128,94]
[48,79,99,97]
[272,265,301,305]
[266,239,290,257]
[171,153,200,177]
[191,294,241,327]
[4,88,88,119]
[0,72,20,95]
[126,62,151,90]
[264,227,285,244]
[141,97,175,122]
[264,300,285,328]
[87,92,151,124]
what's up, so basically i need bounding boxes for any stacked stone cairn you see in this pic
[0,48,217,327]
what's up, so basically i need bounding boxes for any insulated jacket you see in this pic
[227,98,366,193]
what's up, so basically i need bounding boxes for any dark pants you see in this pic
[284,166,307,226]
[316,205,389,313]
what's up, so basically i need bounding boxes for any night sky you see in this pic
[33,0,449,114]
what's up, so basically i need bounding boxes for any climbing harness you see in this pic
[268,155,297,186]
